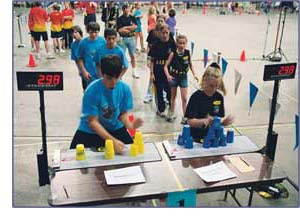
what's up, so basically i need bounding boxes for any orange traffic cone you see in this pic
[240,50,246,62]
[127,114,136,137]
[27,53,37,67]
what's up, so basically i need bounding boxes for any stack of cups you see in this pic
[130,144,139,157]
[76,144,86,161]
[134,131,144,154]
[105,139,115,159]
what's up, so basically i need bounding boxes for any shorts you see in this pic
[32,31,48,41]
[119,36,135,56]
[135,25,142,33]
[70,127,133,149]
[169,76,188,88]
[51,31,62,38]
[30,30,35,36]
[84,13,96,26]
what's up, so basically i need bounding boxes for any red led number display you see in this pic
[37,74,61,85]
[278,65,295,75]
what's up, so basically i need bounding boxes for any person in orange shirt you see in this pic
[49,4,63,53]
[82,1,97,31]
[28,1,54,59]
[147,6,157,33]
[61,2,75,49]
[27,2,36,52]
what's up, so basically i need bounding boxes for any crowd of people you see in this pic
[26,1,234,153]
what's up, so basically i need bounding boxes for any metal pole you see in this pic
[17,15,25,48]
[37,90,50,186]
[265,80,280,161]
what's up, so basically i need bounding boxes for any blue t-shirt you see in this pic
[78,36,106,81]
[134,9,142,27]
[78,79,133,133]
[94,44,129,69]
[71,40,80,61]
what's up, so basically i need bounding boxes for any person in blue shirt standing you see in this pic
[77,22,106,85]
[70,25,87,91]
[95,28,128,78]
[70,55,144,154]
[133,2,146,53]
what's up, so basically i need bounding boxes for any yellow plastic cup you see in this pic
[130,144,139,157]
[76,144,86,161]
[105,139,115,159]
[134,131,145,154]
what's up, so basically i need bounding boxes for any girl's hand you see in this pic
[222,115,234,126]
[166,75,173,83]
[194,75,199,82]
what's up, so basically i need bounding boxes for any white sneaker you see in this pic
[143,95,153,103]
[36,53,41,59]
[59,49,65,53]
[181,117,188,125]
[156,110,167,118]
[46,53,55,59]
[166,111,176,122]
[132,70,140,78]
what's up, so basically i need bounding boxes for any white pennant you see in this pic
[234,69,242,95]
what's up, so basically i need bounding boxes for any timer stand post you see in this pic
[264,79,280,161]
[37,90,50,186]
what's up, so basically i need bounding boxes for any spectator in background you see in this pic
[83,1,97,31]
[134,2,146,53]
[61,2,74,49]
[101,1,119,30]
[166,8,176,37]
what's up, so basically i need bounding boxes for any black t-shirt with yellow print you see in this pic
[185,90,225,141]
[169,49,191,78]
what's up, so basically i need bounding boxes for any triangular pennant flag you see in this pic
[212,52,218,63]
[268,97,281,117]
[221,58,228,75]
[295,114,299,150]
[191,42,195,56]
[249,82,258,109]
[234,69,242,95]
[203,49,208,68]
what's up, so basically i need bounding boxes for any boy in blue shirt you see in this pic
[70,55,144,154]
[70,25,87,91]
[78,22,106,84]
[95,28,128,78]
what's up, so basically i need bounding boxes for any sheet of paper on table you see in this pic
[227,156,255,173]
[193,161,237,182]
[104,166,146,185]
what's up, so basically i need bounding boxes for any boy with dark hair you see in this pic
[71,25,87,91]
[78,22,106,84]
[95,28,128,78]
[70,55,143,154]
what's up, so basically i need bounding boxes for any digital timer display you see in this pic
[17,71,63,91]
[263,63,297,81]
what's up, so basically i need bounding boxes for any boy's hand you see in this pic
[83,71,91,80]
[113,139,125,154]
[133,118,144,129]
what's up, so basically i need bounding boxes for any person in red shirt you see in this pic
[28,1,54,59]
[62,2,75,49]
[49,4,63,53]
[27,2,36,52]
[83,1,97,31]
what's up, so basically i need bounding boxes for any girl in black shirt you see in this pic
[185,63,234,141]
[149,24,176,117]
[164,34,198,124]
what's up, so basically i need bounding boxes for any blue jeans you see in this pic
[119,36,135,56]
